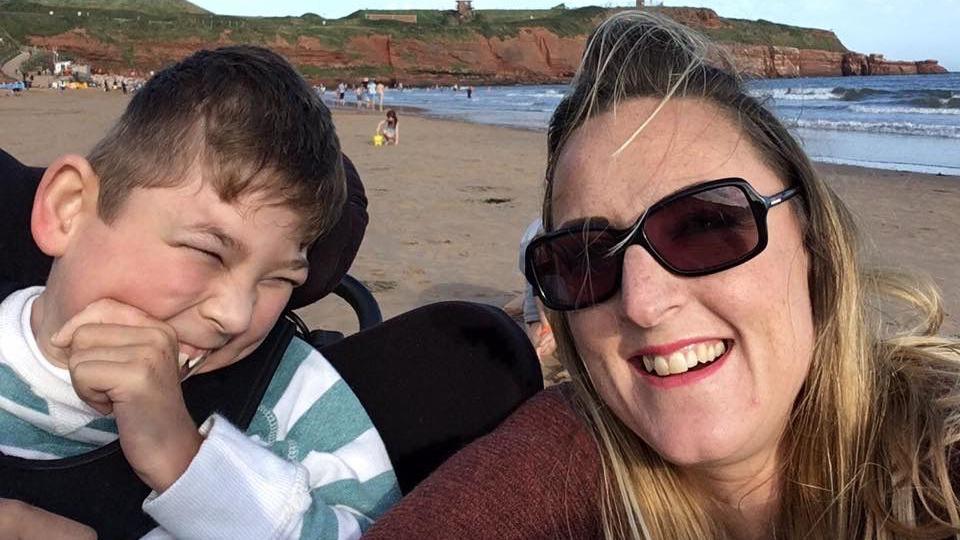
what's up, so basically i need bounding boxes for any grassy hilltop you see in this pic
[0,1,846,50]
[1,0,857,83]
[8,0,208,16]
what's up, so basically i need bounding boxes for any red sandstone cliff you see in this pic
[21,8,948,83]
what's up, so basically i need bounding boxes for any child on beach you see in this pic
[0,45,399,539]
[376,110,400,145]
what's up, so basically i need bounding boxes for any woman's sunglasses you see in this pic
[525,178,800,311]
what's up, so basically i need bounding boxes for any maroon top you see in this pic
[363,384,603,539]
[365,384,960,538]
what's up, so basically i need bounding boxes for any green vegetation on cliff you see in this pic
[0,1,846,50]
[0,0,848,80]
[1,0,207,16]
[0,23,18,64]
[711,17,845,52]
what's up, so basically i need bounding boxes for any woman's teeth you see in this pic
[640,341,727,376]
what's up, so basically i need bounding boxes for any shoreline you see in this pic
[330,91,960,177]
[315,71,956,89]
[1,89,957,337]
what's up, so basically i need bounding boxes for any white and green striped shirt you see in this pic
[0,287,400,539]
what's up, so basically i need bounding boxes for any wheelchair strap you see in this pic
[0,287,296,539]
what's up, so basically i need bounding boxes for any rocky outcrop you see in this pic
[727,44,800,78]
[917,60,948,74]
[723,47,949,79]
[840,52,947,76]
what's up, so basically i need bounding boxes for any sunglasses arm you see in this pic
[764,185,800,208]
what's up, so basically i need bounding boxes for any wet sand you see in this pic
[2,89,957,337]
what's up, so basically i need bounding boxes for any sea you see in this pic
[370,73,960,176]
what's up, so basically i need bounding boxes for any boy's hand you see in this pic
[0,498,97,540]
[51,299,202,493]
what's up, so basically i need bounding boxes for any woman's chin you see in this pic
[625,410,758,469]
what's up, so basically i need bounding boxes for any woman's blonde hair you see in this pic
[544,10,960,539]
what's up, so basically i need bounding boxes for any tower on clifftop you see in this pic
[456,1,474,20]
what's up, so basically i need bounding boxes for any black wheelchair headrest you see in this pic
[0,148,367,309]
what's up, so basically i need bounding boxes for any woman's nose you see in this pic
[618,245,686,328]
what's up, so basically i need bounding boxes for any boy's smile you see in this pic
[34,160,310,375]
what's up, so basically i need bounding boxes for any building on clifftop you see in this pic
[456,1,474,21]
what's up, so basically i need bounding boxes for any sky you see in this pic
[191,1,959,72]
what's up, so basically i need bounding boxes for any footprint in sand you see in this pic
[459,185,496,193]
[362,280,398,292]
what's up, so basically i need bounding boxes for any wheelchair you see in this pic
[0,148,542,538]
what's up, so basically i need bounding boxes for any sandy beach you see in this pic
[2,89,957,337]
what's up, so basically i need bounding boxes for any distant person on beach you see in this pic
[354,84,364,109]
[376,109,400,145]
[364,11,960,539]
[337,81,346,106]
[376,81,385,111]
[0,46,398,539]
[367,79,377,109]
[466,86,473,99]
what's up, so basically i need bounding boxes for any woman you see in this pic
[366,11,960,539]
[377,109,400,145]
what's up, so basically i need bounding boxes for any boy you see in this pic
[0,46,399,538]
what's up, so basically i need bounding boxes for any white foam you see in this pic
[751,87,837,101]
[851,104,960,115]
[788,118,960,139]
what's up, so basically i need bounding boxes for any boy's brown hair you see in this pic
[88,45,345,243]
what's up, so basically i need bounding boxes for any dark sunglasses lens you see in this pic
[644,185,759,273]
[530,229,622,309]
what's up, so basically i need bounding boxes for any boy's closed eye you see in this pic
[188,245,225,265]
[182,244,306,286]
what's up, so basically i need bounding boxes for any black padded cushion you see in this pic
[0,148,367,308]
[0,149,49,287]
[322,301,544,494]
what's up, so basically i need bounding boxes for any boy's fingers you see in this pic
[67,324,176,354]
[53,299,174,347]
[0,499,97,540]
[66,358,117,414]
[68,344,178,373]
[69,353,172,414]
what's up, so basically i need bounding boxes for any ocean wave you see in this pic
[851,104,960,115]
[504,91,564,100]
[905,96,960,109]
[757,86,959,105]
[830,87,894,101]
[787,118,960,138]
[751,87,836,100]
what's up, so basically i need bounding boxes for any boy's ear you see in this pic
[31,154,100,257]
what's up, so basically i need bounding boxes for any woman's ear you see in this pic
[31,154,100,257]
